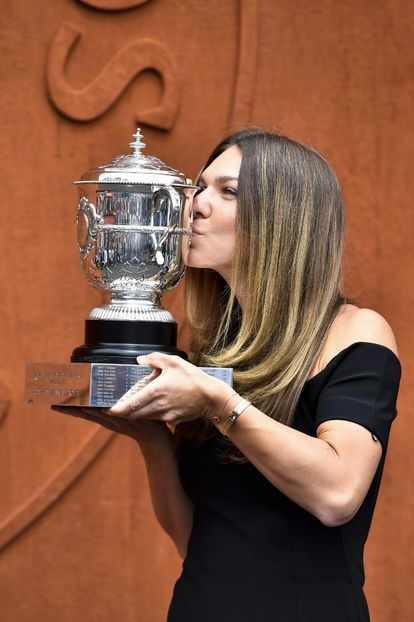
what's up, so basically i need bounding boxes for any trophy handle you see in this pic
[152,187,181,265]
[77,197,101,258]
[153,186,181,221]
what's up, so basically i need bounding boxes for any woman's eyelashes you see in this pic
[194,185,206,197]
[194,184,238,198]
[222,186,238,198]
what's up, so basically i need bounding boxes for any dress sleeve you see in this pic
[315,342,401,449]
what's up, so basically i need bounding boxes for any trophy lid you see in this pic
[74,128,196,187]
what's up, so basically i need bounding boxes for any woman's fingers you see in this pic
[109,379,160,417]
[51,403,171,441]
[109,358,180,417]
[78,408,140,433]
[52,405,119,431]
[108,370,160,416]
[104,353,204,424]
[51,405,89,418]
[137,352,180,370]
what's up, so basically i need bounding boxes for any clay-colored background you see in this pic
[1,1,413,620]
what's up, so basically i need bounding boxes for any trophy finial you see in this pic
[129,128,146,156]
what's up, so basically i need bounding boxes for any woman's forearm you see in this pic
[137,429,194,558]
[225,405,381,526]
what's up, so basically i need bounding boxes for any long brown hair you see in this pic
[182,129,345,456]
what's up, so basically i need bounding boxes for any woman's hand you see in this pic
[108,353,233,425]
[51,404,170,446]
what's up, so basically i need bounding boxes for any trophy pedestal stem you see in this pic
[71,319,187,364]
[88,295,175,322]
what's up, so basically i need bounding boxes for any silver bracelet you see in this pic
[212,399,251,436]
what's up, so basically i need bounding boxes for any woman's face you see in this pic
[186,145,242,283]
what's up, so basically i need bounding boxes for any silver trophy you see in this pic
[25,129,232,407]
[71,128,197,363]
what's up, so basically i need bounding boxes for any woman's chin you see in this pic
[184,248,201,269]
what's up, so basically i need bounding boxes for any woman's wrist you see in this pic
[211,396,251,435]
[201,377,239,420]
[203,381,251,435]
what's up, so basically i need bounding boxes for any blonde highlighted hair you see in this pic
[183,129,345,454]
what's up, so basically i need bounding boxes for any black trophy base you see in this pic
[71,319,187,365]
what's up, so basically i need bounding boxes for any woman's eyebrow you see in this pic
[216,176,239,184]
[198,175,239,185]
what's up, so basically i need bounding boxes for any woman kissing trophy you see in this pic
[25,129,232,407]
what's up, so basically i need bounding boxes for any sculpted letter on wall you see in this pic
[47,22,180,129]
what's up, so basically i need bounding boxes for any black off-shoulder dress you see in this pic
[167,343,401,622]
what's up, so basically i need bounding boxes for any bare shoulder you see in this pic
[340,306,398,352]
[317,305,398,372]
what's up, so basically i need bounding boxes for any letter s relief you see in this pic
[47,22,180,129]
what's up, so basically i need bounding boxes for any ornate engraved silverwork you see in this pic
[73,128,197,324]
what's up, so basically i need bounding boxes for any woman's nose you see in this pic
[193,190,211,219]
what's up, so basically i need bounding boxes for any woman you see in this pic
[71,129,401,621]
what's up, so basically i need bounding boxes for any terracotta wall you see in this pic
[1,1,413,620]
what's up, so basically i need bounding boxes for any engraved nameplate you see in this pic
[25,362,233,407]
